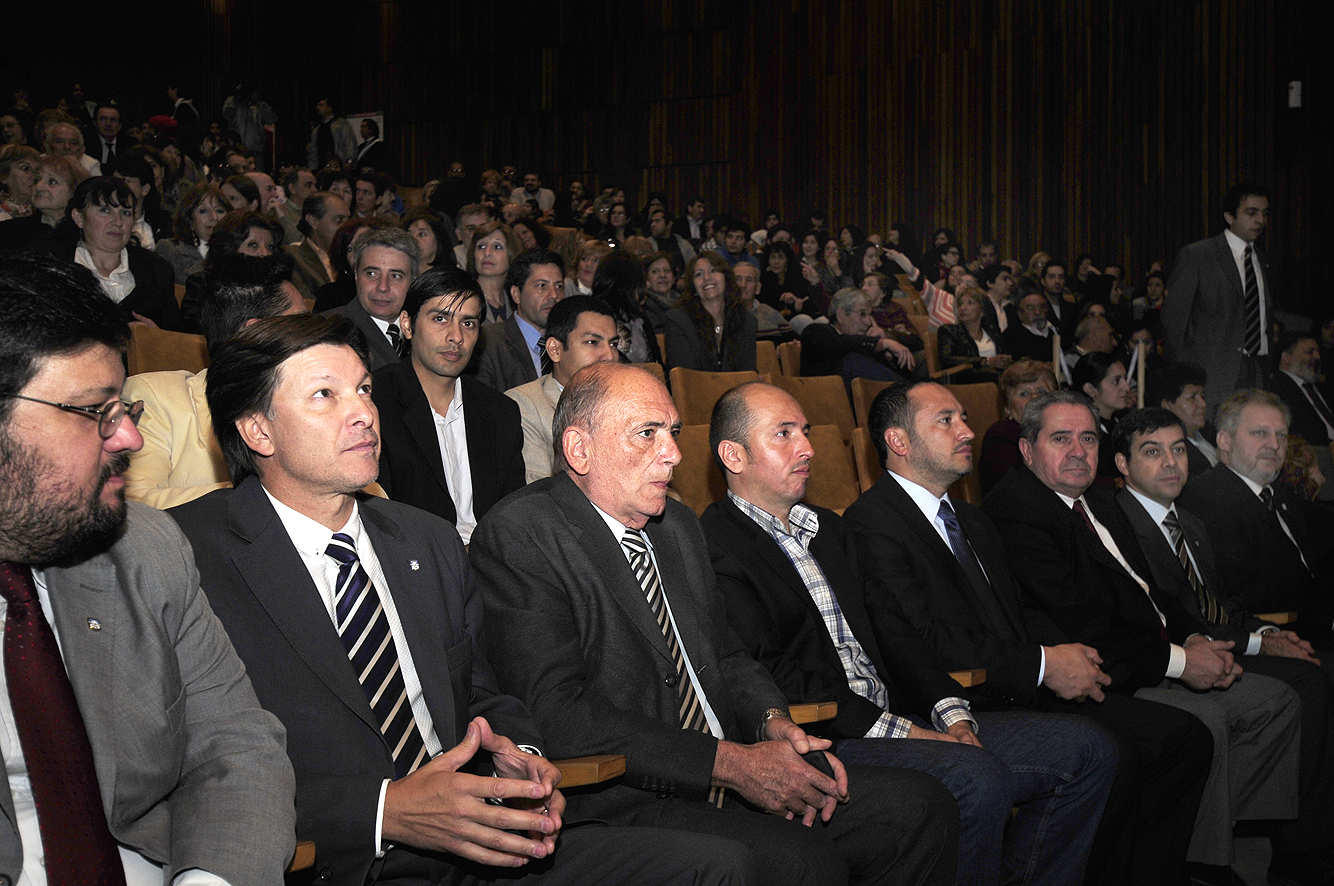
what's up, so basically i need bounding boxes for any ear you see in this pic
[1223,210,1236,229]
[236,412,276,459]
[1019,436,1034,467]
[1113,451,1129,479]
[1082,382,1097,401]
[717,439,747,476]
[883,427,910,459]
[398,309,413,340]
[510,285,522,308]
[544,336,563,365]
[71,208,86,231]
[1215,428,1232,456]
[562,425,592,477]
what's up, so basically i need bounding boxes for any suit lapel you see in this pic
[391,362,452,504]
[504,317,537,382]
[1210,233,1245,304]
[461,379,496,513]
[225,481,380,735]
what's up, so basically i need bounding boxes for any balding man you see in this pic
[702,381,1114,886]
[471,363,960,886]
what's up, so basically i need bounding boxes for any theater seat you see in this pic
[127,326,209,375]
[668,368,760,426]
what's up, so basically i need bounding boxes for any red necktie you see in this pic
[0,562,126,885]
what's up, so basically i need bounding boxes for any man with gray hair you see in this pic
[1178,389,1333,648]
[326,225,420,371]
[799,287,913,384]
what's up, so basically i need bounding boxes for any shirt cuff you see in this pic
[1036,646,1047,687]
[1246,632,1264,656]
[1165,643,1187,680]
[172,871,233,886]
[375,778,390,858]
[931,697,978,735]
[867,711,912,739]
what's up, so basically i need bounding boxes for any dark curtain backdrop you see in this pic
[8,1,1325,313]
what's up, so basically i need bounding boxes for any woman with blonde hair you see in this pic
[465,219,521,323]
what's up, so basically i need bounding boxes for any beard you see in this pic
[0,439,130,567]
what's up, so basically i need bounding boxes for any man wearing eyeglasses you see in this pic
[0,255,296,884]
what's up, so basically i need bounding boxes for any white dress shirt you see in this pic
[1223,228,1268,356]
[430,382,477,543]
[74,244,136,304]
[265,492,443,855]
[0,571,229,886]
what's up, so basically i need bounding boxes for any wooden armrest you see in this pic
[286,840,316,873]
[789,701,838,725]
[1255,611,1296,625]
[554,754,626,788]
[931,364,973,380]
[948,668,986,688]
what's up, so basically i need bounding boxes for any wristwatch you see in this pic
[758,707,790,742]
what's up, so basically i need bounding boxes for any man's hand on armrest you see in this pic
[1041,643,1111,701]
[382,717,561,869]
[711,717,848,827]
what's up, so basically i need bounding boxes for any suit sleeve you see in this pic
[1161,244,1198,359]
[140,508,296,884]
[507,388,554,484]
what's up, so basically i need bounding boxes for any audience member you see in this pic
[0,254,295,883]
[800,286,913,387]
[0,154,87,250]
[1072,352,1132,482]
[0,144,39,221]
[155,181,225,282]
[472,246,565,391]
[180,209,284,332]
[325,225,420,371]
[591,249,663,364]
[287,191,350,299]
[471,361,961,886]
[937,288,1011,383]
[979,359,1057,493]
[665,252,759,372]
[467,219,520,324]
[307,98,357,170]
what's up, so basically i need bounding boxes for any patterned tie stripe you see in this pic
[1161,511,1226,625]
[326,533,428,778]
[1242,245,1261,356]
[621,529,723,806]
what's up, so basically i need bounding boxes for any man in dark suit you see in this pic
[983,389,1300,870]
[172,315,745,886]
[1269,331,1334,504]
[1178,389,1334,647]
[373,267,525,544]
[327,226,419,371]
[1004,292,1060,363]
[471,248,564,392]
[844,380,1209,886]
[0,256,295,883]
[1037,262,1079,341]
[286,191,348,300]
[702,381,1115,886]
[84,102,135,175]
[471,363,961,886]
[1111,407,1334,879]
[1163,182,1274,409]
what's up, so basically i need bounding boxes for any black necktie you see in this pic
[1242,245,1261,356]
[1161,510,1226,625]
[937,500,1017,639]
[0,562,127,886]
[386,322,406,358]
[1302,381,1334,433]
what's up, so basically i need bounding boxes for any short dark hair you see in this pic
[1071,351,1122,394]
[114,156,155,190]
[297,191,338,237]
[545,295,614,350]
[93,102,119,120]
[1275,329,1317,361]
[223,174,261,208]
[1108,407,1184,464]
[0,256,128,428]
[356,170,390,198]
[69,175,136,219]
[867,380,934,466]
[198,253,298,352]
[709,381,768,470]
[1019,389,1098,445]
[1042,261,1066,277]
[505,247,565,294]
[207,314,369,486]
[280,166,311,194]
[360,118,380,139]
[401,266,483,324]
[1147,362,1208,408]
[205,210,285,273]
[316,169,355,194]
[978,264,1008,289]
[1222,181,1270,218]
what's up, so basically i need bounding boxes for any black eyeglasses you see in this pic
[8,396,144,439]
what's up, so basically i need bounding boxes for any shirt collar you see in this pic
[887,469,954,526]
[1224,463,1268,498]
[263,487,361,558]
[1223,227,1254,258]
[514,313,543,355]
[1126,484,1174,526]
[727,491,818,549]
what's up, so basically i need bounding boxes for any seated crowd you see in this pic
[1,88,1333,886]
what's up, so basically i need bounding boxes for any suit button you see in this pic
[318,867,333,880]
[657,791,672,799]
[0,874,12,886]
[664,674,678,687]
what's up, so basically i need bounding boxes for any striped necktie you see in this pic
[1242,245,1262,356]
[1161,510,1226,624]
[621,529,724,805]
[326,533,428,778]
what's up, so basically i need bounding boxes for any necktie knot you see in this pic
[325,532,359,566]
[621,527,650,558]
[1161,509,1181,534]
[1071,499,1097,534]
[0,561,37,608]
[1259,486,1275,512]
[936,499,959,528]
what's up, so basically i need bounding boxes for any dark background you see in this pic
[8,0,1325,313]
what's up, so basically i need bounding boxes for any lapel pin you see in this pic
[87,618,102,631]
[409,560,420,571]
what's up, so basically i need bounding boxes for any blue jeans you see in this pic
[835,710,1116,886]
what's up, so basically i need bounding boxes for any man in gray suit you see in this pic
[1163,182,1273,410]
[471,362,961,886]
[171,315,748,886]
[471,248,564,392]
[326,226,420,372]
[0,255,295,885]
[505,295,620,483]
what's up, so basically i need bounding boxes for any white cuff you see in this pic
[1036,646,1047,687]
[375,778,390,857]
[1165,643,1186,680]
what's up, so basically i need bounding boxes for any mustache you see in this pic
[101,452,131,484]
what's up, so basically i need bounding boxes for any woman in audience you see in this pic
[1073,351,1132,483]
[592,251,663,365]
[0,154,86,250]
[0,144,39,220]
[466,219,520,324]
[401,206,449,271]
[641,251,678,333]
[1131,269,1168,322]
[980,359,1057,493]
[219,174,260,212]
[937,288,1012,383]
[815,235,852,296]
[181,209,284,331]
[59,176,181,330]
[664,251,757,372]
[509,216,550,250]
[156,182,226,282]
[566,238,611,297]
[759,239,810,315]
[849,241,884,288]
[601,201,639,244]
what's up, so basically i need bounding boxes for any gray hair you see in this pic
[828,286,870,318]
[1215,389,1289,437]
[350,226,421,279]
[1019,389,1098,445]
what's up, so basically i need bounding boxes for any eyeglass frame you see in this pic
[5,395,144,440]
